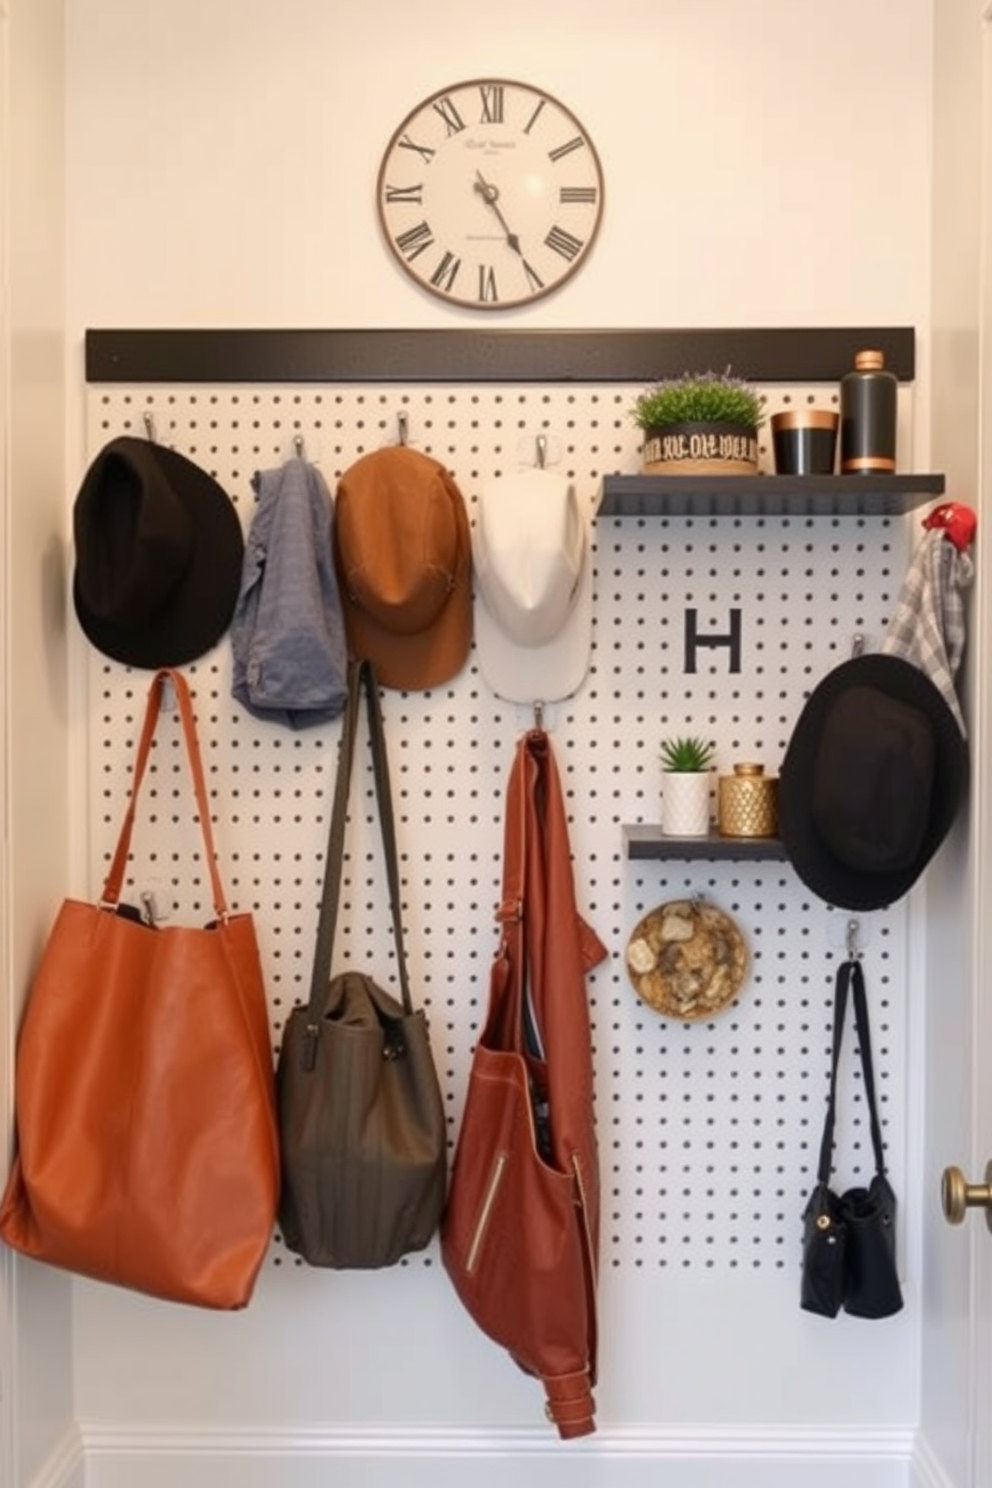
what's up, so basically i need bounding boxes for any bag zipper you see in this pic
[571,1153,599,1379]
[466,1151,507,1274]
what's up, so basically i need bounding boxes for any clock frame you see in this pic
[376,78,604,311]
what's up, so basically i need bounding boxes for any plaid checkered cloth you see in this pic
[881,527,973,736]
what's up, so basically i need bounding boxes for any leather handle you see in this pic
[490,728,542,1055]
[100,669,229,920]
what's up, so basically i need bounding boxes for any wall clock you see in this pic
[376,78,604,311]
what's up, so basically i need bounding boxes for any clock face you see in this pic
[376,78,604,311]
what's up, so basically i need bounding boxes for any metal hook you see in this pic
[142,411,156,443]
[851,632,865,658]
[536,433,547,469]
[846,917,861,961]
[533,700,544,730]
[139,890,160,927]
[293,433,305,460]
[397,410,408,447]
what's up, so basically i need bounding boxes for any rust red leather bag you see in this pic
[440,727,607,1438]
[0,669,280,1308]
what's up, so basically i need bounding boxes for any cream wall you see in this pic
[65,0,933,332]
[62,3,951,1486]
[2,1,76,1487]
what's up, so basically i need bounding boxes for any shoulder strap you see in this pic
[815,958,852,1184]
[815,956,888,1183]
[100,668,229,920]
[849,958,888,1177]
[489,729,532,1054]
[304,659,411,1029]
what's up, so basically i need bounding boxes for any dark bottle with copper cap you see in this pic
[840,348,897,473]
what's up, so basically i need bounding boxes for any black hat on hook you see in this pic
[778,653,968,912]
[73,436,244,668]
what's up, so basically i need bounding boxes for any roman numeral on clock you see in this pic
[430,251,461,292]
[548,135,585,162]
[433,95,466,136]
[478,266,499,303]
[479,85,504,124]
[559,186,597,204]
[384,184,424,205]
[544,224,583,261]
[523,97,548,134]
[398,134,435,165]
[394,221,434,262]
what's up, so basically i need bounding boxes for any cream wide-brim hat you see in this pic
[472,467,593,705]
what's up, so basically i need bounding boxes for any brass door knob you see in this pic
[941,1161,992,1232]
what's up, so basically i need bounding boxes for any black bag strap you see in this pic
[303,659,412,1042]
[849,959,888,1178]
[815,957,887,1185]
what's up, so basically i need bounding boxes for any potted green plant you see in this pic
[659,735,716,837]
[631,370,764,476]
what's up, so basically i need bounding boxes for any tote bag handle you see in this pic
[99,668,229,921]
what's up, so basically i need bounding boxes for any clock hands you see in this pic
[473,170,523,255]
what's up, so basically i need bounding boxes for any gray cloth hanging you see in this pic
[881,526,973,737]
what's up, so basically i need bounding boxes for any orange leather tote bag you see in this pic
[0,669,280,1308]
[440,727,607,1438]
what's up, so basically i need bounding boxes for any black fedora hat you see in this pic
[73,437,244,668]
[778,653,967,911]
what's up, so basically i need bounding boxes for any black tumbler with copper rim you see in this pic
[771,409,839,475]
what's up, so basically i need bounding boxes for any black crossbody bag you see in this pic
[801,956,904,1320]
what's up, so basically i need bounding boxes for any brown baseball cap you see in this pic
[332,446,472,690]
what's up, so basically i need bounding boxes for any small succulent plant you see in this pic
[660,735,716,773]
[631,370,764,433]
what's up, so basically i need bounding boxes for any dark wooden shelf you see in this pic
[623,826,789,861]
[85,326,917,386]
[598,472,945,518]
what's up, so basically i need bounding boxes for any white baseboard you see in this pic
[26,1425,84,1488]
[79,1422,916,1488]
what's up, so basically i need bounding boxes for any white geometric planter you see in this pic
[661,771,712,836]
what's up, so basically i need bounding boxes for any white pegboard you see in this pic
[83,379,916,1277]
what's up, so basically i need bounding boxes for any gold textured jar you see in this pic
[718,763,779,838]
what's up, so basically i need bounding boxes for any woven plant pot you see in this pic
[642,420,759,476]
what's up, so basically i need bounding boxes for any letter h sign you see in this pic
[684,607,742,673]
